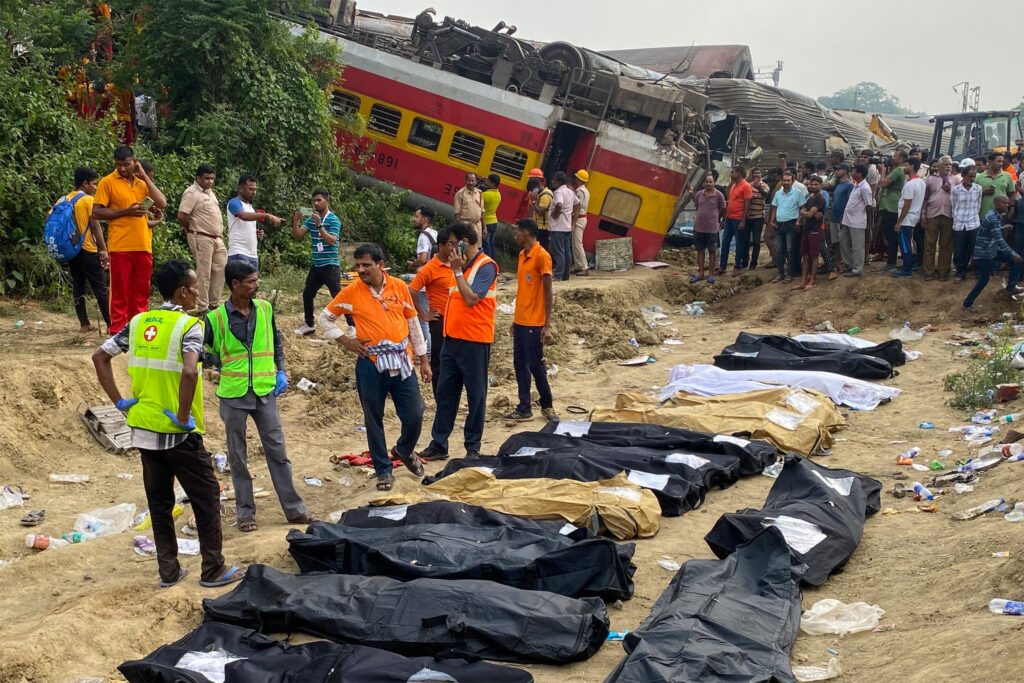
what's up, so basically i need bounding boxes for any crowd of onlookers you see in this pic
[688,144,1024,308]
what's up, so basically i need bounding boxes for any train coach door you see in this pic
[541,121,595,179]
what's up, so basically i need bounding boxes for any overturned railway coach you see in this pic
[285,6,707,262]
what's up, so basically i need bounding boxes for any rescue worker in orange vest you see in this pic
[419,222,498,460]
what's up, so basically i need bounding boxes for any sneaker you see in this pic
[890,269,913,279]
[503,409,533,421]
[294,323,315,336]
[541,407,559,423]
[465,450,482,459]
[954,274,965,282]
[418,444,449,461]
[843,272,861,278]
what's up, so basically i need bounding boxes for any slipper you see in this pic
[391,447,424,477]
[705,276,715,284]
[159,567,189,588]
[200,565,246,588]
[4,484,28,500]
[689,274,703,284]
[828,272,838,281]
[19,509,45,526]
[376,474,394,491]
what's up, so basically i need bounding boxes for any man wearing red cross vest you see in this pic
[419,221,498,460]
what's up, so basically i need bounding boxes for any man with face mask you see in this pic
[226,174,283,271]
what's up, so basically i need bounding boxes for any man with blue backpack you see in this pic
[45,167,111,332]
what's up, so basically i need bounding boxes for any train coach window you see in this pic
[449,131,485,165]
[490,145,527,180]
[330,91,361,118]
[408,118,443,151]
[368,103,401,138]
[600,188,642,225]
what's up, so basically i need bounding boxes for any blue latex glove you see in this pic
[273,370,288,397]
[115,397,139,413]
[163,409,196,431]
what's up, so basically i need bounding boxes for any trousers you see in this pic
[68,250,110,328]
[429,338,490,454]
[922,216,953,278]
[186,233,227,311]
[219,394,307,522]
[428,317,444,397]
[513,324,553,413]
[550,231,572,281]
[839,225,866,274]
[572,221,589,271]
[880,210,900,266]
[139,433,225,583]
[302,264,341,327]
[953,229,977,277]
[775,220,798,278]
[964,258,997,308]
[745,218,764,269]
[355,357,424,477]
[720,218,744,270]
[108,251,152,333]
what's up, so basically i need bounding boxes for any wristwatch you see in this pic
[454,271,465,279]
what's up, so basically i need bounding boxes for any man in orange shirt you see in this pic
[409,227,456,398]
[505,219,557,422]
[719,165,753,274]
[93,145,167,333]
[318,244,430,491]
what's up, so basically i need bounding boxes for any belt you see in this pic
[185,227,222,239]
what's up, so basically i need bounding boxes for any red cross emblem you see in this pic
[143,325,158,342]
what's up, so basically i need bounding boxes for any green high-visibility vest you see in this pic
[208,299,277,399]
[126,308,205,434]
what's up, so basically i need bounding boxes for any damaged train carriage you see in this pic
[283,3,710,261]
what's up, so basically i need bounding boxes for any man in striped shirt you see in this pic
[963,195,1022,310]
[951,165,983,281]
[292,188,342,336]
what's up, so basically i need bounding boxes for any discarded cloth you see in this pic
[203,564,609,664]
[287,519,636,600]
[374,468,661,540]
[119,620,534,682]
[605,527,803,683]
[592,388,845,456]
[705,456,881,585]
[660,363,901,411]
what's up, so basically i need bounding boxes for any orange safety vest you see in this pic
[444,252,498,343]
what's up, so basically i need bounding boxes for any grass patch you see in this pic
[943,332,1019,410]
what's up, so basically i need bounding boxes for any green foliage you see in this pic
[943,335,1019,410]
[337,189,416,270]
[818,81,925,117]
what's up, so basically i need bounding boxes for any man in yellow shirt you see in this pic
[64,167,111,332]
[481,174,501,258]
[528,168,553,251]
[93,145,167,333]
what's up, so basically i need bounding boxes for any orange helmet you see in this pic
[528,168,545,178]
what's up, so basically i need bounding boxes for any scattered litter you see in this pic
[606,630,630,641]
[75,503,137,536]
[337,476,354,487]
[663,339,684,345]
[918,422,934,429]
[0,486,25,510]
[989,598,1024,615]
[296,377,317,392]
[636,261,669,269]
[181,517,197,537]
[904,350,923,361]
[327,509,346,523]
[917,503,938,513]
[937,449,953,458]
[657,558,681,571]
[303,476,323,487]
[213,453,228,474]
[116,473,134,480]
[993,551,1011,558]
[954,483,974,495]
[628,337,640,348]
[641,305,669,327]
[1004,502,1024,522]
[972,409,998,425]
[14,320,25,329]
[910,463,930,472]
[682,303,704,316]
[881,507,901,515]
[814,320,837,333]
[952,498,1005,521]
[889,322,926,342]
[175,648,247,682]
[547,363,559,378]
[800,599,884,635]
[762,462,784,479]
[793,657,841,682]
[826,648,840,656]
[48,473,89,483]
[356,425,367,433]
[890,483,906,499]
[872,623,896,632]
[619,355,655,366]
[134,503,184,530]
[496,303,515,315]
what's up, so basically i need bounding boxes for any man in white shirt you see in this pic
[547,171,579,281]
[226,174,282,271]
[840,163,875,277]
[891,157,926,278]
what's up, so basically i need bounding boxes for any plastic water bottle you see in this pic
[25,534,70,551]
[902,447,921,459]
[912,482,934,500]
[62,531,97,544]
[1004,502,1024,523]
[998,413,1022,424]
[1005,450,1024,463]
[989,599,1024,615]
[1001,443,1024,459]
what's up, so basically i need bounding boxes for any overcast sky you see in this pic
[361,0,1023,114]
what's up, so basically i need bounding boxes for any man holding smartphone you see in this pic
[93,145,167,333]
[291,188,342,336]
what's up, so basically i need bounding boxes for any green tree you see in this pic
[818,81,924,116]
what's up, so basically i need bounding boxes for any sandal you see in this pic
[391,447,424,477]
[237,518,258,533]
[376,474,395,491]
[689,274,703,284]
[4,484,28,500]
[20,509,45,527]
[705,276,715,284]
[200,565,246,588]
[159,567,189,588]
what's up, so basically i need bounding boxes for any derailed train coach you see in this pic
[280,1,711,262]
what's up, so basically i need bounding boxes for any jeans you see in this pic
[302,264,341,327]
[355,357,424,477]
[895,224,915,274]
[68,250,110,328]
[483,223,497,259]
[776,220,798,278]
[913,224,925,267]
[429,338,490,454]
[719,218,743,270]
[1007,225,1024,291]
[139,434,225,583]
[880,210,899,266]
[513,324,553,413]
[819,234,833,273]
[227,253,260,271]
[428,317,444,397]
[964,258,997,308]
[550,231,572,281]
[416,291,431,355]
[746,218,764,269]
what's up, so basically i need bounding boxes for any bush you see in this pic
[943,334,1019,410]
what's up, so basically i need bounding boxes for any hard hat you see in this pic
[574,169,589,183]
[528,168,545,178]
[959,158,976,170]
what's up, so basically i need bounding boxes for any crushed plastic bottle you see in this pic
[901,446,921,459]
[606,630,629,641]
[989,598,1024,615]
[918,422,934,429]
[1004,502,1024,523]
[973,409,998,424]
[682,303,705,316]
[953,498,1005,521]
[953,483,974,495]
[213,453,228,473]
[912,482,934,501]
[762,461,784,479]
[48,473,89,483]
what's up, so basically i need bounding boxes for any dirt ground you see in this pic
[2,257,1024,682]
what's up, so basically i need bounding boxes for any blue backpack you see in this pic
[44,191,87,263]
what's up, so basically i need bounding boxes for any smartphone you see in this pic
[140,197,155,210]
[458,242,469,255]
[299,207,314,218]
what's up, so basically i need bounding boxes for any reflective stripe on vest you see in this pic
[444,252,498,343]
[209,299,277,398]
[125,309,205,434]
